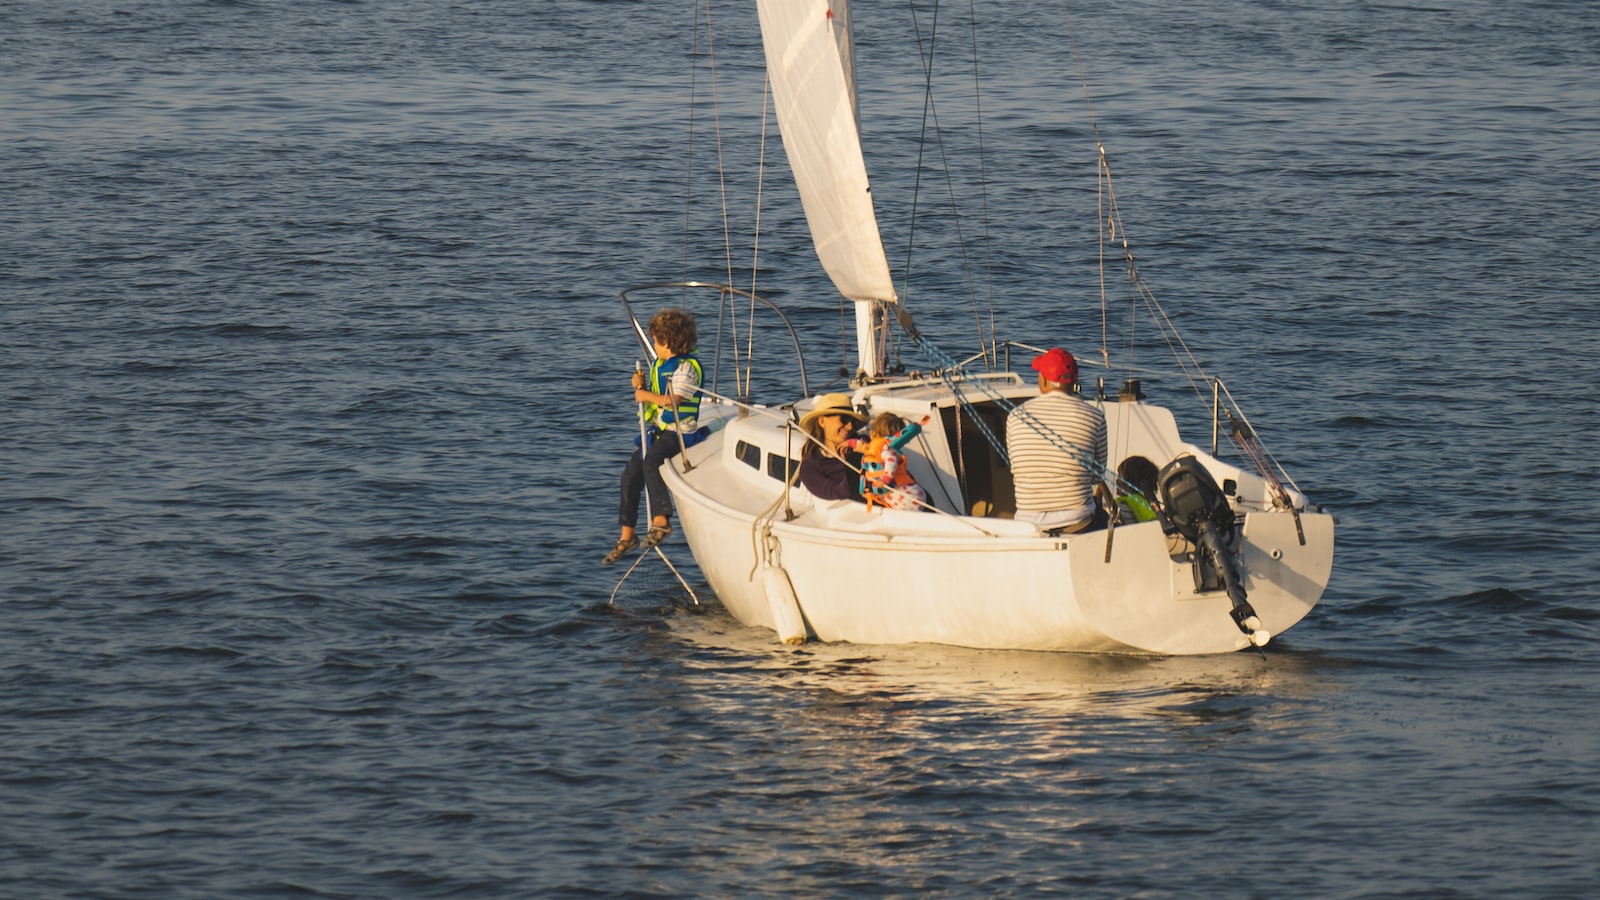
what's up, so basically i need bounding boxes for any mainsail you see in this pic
[756,0,897,374]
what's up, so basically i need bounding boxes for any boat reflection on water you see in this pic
[658,602,1335,734]
[608,600,1339,883]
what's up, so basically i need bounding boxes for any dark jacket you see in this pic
[797,450,865,502]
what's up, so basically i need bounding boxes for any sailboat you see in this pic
[616,1,1334,655]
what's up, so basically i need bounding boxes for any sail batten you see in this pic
[756,0,896,314]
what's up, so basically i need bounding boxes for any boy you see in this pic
[604,309,702,565]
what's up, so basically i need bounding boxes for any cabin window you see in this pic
[767,453,797,482]
[735,440,761,470]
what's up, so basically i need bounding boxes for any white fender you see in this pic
[760,564,808,645]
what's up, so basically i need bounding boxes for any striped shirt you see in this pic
[1005,391,1108,515]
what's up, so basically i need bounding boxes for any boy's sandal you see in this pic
[601,536,639,566]
[639,524,673,551]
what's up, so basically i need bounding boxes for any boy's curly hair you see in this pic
[648,308,698,357]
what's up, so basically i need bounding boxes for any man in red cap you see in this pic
[1005,347,1108,534]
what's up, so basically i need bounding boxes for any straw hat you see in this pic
[798,393,865,430]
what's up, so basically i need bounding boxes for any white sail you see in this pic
[756,0,896,373]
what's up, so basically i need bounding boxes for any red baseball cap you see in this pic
[1031,347,1077,384]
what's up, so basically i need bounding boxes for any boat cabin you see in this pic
[705,373,1294,528]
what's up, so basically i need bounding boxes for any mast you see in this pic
[756,0,898,379]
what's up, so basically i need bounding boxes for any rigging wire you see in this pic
[683,1,734,398]
[1053,0,1299,495]
[898,0,933,313]
[965,0,999,370]
[701,0,746,402]
[745,73,772,404]
[681,2,703,380]
[837,295,851,380]
[1058,2,1212,411]
[1057,2,1114,374]
[911,335,1122,488]
[902,0,992,368]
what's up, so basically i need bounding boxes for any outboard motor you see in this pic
[1157,457,1268,646]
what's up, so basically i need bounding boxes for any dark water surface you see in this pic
[4,1,1598,896]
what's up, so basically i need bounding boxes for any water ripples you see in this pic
[4,0,1600,896]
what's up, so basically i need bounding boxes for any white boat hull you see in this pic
[663,393,1333,656]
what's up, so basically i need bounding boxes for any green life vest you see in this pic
[1119,492,1158,523]
[643,352,702,430]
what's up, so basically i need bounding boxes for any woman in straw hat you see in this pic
[796,393,868,502]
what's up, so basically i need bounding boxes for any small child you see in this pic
[604,308,703,565]
[1114,455,1161,524]
[845,413,930,511]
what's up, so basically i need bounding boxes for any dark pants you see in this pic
[618,431,682,528]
